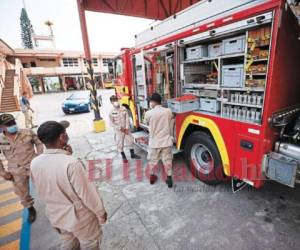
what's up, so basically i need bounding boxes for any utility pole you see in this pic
[76,0,106,132]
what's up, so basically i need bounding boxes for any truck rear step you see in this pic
[132,131,182,155]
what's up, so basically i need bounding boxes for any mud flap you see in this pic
[232,177,247,193]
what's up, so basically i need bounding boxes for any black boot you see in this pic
[130,149,141,159]
[121,151,128,163]
[166,176,173,188]
[28,206,36,223]
[150,174,158,185]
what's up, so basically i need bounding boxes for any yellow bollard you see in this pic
[93,119,106,133]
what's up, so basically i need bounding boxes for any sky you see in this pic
[0,0,155,52]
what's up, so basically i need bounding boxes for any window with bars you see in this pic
[63,58,79,67]
[102,58,113,66]
[84,58,98,66]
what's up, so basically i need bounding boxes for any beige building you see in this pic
[16,49,116,93]
[0,39,32,112]
[0,38,116,112]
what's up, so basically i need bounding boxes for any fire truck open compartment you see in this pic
[113,0,300,188]
[132,13,273,126]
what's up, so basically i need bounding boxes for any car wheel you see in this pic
[63,111,69,115]
[184,131,225,185]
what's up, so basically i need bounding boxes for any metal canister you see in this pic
[247,94,252,105]
[238,108,243,120]
[233,107,239,118]
[251,108,256,120]
[230,93,235,103]
[246,109,251,120]
[238,93,243,103]
[230,106,235,118]
[252,95,257,105]
[235,92,240,103]
[255,110,261,121]
[241,107,247,120]
[243,93,248,104]
[257,95,262,106]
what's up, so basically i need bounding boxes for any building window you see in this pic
[63,58,79,67]
[30,61,36,67]
[102,58,110,66]
[84,58,98,67]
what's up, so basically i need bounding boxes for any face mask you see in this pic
[113,102,120,108]
[6,125,18,134]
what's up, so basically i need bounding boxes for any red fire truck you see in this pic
[114,0,300,189]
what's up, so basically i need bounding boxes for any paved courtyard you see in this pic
[29,90,300,250]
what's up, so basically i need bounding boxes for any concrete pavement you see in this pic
[27,90,300,250]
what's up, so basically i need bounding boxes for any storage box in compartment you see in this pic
[222,36,245,55]
[183,88,201,96]
[186,45,208,60]
[199,98,220,113]
[199,89,219,98]
[167,99,199,113]
[208,43,222,57]
[221,64,244,88]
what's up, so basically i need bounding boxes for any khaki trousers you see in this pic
[115,130,134,152]
[12,174,34,208]
[56,219,102,250]
[23,110,34,129]
[148,146,173,176]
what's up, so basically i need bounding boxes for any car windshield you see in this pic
[67,93,89,100]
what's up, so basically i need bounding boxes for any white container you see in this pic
[199,98,220,113]
[222,36,246,55]
[167,98,199,113]
[222,64,244,88]
[208,43,222,57]
[186,45,208,60]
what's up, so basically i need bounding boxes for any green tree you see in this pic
[20,8,34,49]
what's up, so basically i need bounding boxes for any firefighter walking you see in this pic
[109,95,140,162]
[0,113,43,223]
[31,121,107,250]
[144,93,174,188]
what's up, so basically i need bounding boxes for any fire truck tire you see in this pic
[184,131,225,185]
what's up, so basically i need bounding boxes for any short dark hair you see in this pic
[37,121,65,145]
[149,93,162,104]
[110,95,118,102]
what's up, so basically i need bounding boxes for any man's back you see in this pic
[145,105,174,148]
[31,149,104,231]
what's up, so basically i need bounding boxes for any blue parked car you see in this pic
[62,92,92,114]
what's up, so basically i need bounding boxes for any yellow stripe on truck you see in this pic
[120,96,138,127]
[177,115,230,176]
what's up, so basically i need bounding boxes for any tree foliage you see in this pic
[20,8,34,49]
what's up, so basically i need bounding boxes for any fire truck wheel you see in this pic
[184,131,225,185]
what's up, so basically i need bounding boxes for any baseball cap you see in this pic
[37,120,70,145]
[0,114,16,126]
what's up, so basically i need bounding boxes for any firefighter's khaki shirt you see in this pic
[109,106,130,131]
[0,129,43,176]
[144,105,174,148]
[30,149,106,232]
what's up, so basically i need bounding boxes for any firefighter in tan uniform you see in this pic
[0,113,43,223]
[144,93,174,188]
[109,95,140,162]
[31,121,107,250]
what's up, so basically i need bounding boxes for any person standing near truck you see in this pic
[109,95,140,163]
[144,93,174,188]
[0,113,43,223]
[31,121,107,250]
